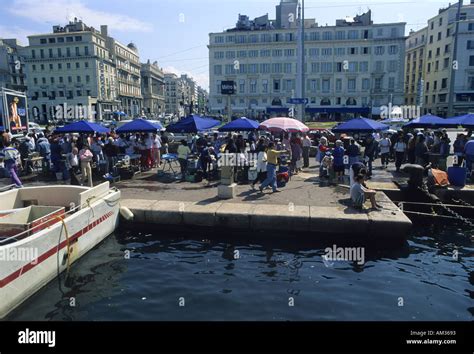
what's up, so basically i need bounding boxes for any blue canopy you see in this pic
[116,119,163,133]
[444,113,474,127]
[332,117,389,133]
[218,117,259,132]
[403,114,453,128]
[166,114,220,133]
[55,120,109,134]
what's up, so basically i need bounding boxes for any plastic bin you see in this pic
[447,167,467,187]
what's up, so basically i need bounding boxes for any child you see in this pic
[350,174,381,210]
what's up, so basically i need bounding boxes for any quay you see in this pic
[118,170,412,240]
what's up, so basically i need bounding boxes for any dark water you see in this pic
[7,224,473,321]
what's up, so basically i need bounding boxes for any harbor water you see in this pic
[7,224,473,321]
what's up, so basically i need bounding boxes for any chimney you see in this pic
[101,25,108,37]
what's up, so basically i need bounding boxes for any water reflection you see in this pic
[6,223,473,321]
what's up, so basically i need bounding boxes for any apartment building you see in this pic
[208,0,407,121]
[102,25,143,117]
[141,59,165,118]
[0,38,27,92]
[405,28,428,107]
[23,19,118,123]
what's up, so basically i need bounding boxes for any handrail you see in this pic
[0,187,119,246]
[0,185,18,193]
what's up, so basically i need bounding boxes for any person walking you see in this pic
[332,140,346,181]
[79,145,94,187]
[463,135,474,173]
[379,133,391,169]
[251,139,267,189]
[66,147,80,185]
[177,140,191,181]
[364,136,378,177]
[259,142,287,193]
[415,134,429,166]
[393,136,407,172]
[0,141,22,187]
[453,133,466,167]
[302,134,312,168]
[346,139,360,168]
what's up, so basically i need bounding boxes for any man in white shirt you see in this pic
[379,133,391,169]
[152,133,162,167]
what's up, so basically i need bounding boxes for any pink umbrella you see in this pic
[260,117,310,133]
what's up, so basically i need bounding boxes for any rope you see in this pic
[56,215,72,276]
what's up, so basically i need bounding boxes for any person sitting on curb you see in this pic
[350,174,382,211]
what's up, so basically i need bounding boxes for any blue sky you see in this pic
[0,0,454,90]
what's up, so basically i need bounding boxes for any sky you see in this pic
[0,0,456,90]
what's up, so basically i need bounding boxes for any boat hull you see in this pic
[0,188,120,319]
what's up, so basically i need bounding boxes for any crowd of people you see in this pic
[2,124,474,211]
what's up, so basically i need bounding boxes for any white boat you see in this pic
[0,182,121,319]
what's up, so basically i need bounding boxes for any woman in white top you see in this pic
[152,133,162,167]
[251,140,267,189]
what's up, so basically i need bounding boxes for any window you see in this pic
[377,28,384,36]
[348,79,356,92]
[59,91,64,97]
[390,28,398,37]
[262,79,268,93]
[215,36,224,44]
[429,35,433,44]
[444,57,450,69]
[68,76,72,83]
[362,78,370,90]
[322,31,332,40]
[284,79,293,92]
[309,48,319,57]
[349,47,358,55]
[85,46,89,56]
[427,63,431,72]
[309,32,320,41]
[75,47,80,56]
[77,90,82,96]
[360,62,369,72]
[49,64,53,70]
[249,64,258,74]
[460,13,467,21]
[426,82,430,91]
[438,32,442,41]
[430,22,434,30]
[348,62,357,72]
[260,63,270,74]
[389,45,398,55]
[236,35,246,43]
[214,51,224,59]
[48,48,53,58]
[214,65,222,75]
[285,33,294,42]
[470,56,474,66]
[446,28,451,37]
[309,79,319,92]
[250,80,257,93]
[76,62,80,69]
[59,77,63,83]
[321,62,332,73]
[33,78,38,84]
[467,41,474,50]
[388,77,395,90]
[75,36,82,41]
[272,49,282,57]
[311,62,320,73]
[32,64,36,71]
[469,23,474,31]
[58,37,64,43]
[42,77,46,84]
[66,37,73,42]
[272,63,282,73]
[335,48,345,56]
[362,47,370,55]
[273,79,280,92]
[439,17,443,26]
[260,49,270,57]
[283,63,292,73]
[375,61,384,71]
[336,31,345,40]
[375,46,384,55]
[322,79,330,93]
[442,78,448,88]
[249,50,258,58]
[40,38,47,44]
[374,78,382,90]
[249,35,258,43]
[31,50,36,59]
[335,79,342,92]
[321,48,332,56]
[67,48,71,57]
[348,30,358,40]
[40,64,44,70]
[40,49,44,58]
[77,76,81,83]
[444,44,450,54]
[284,49,295,57]
[50,77,55,84]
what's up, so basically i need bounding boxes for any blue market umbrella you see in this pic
[55,120,110,134]
[0,126,4,132]
[116,119,163,133]
[444,113,474,128]
[403,114,453,129]
[166,114,220,133]
[218,117,259,132]
[332,117,389,133]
